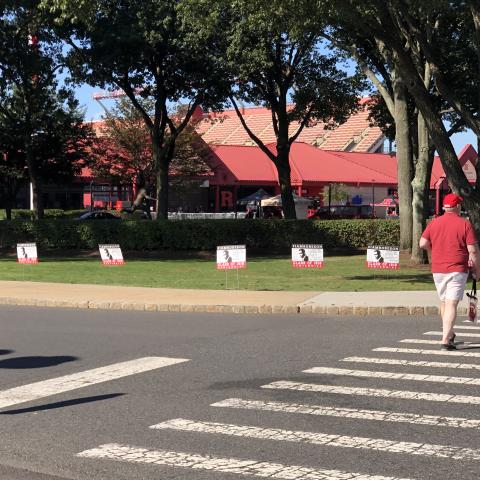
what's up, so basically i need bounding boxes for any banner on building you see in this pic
[99,244,125,265]
[292,244,324,268]
[216,245,246,270]
[366,246,400,269]
[17,243,38,264]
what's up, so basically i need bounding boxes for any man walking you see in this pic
[420,193,480,350]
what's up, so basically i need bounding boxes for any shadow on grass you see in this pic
[345,274,432,284]
[0,393,124,414]
[0,355,77,369]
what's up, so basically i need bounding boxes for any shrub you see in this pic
[0,218,399,251]
[0,209,86,220]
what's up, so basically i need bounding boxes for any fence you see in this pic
[168,212,246,220]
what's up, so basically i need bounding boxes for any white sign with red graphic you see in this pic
[99,244,125,265]
[216,245,246,270]
[292,244,324,268]
[17,243,38,264]
[366,246,400,269]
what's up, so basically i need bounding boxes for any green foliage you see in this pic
[43,0,230,218]
[321,184,348,204]
[0,219,399,251]
[182,0,363,219]
[0,1,94,218]
[0,209,85,220]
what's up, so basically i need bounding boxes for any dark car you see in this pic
[76,211,122,220]
[308,205,373,219]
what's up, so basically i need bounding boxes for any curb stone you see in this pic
[0,297,453,316]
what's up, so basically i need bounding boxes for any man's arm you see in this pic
[419,236,431,252]
[467,243,480,278]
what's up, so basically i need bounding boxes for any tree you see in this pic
[91,98,212,200]
[0,1,94,218]
[183,0,362,219]
[331,1,480,233]
[91,98,156,192]
[44,0,229,219]
[0,146,27,220]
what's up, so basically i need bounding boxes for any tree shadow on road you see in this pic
[0,355,77,369]
[0,393,124,415]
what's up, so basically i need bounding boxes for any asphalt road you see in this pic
[0,306,478,480]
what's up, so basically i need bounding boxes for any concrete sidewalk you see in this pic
[0,280,461,316]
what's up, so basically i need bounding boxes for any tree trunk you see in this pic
[153,142,168,220]
[24,132,44,220]
[155,166,168,220]
[393,74,413,251]
[275,144,296,219]
[153,137,175,220]
[30,175,44,220]
[5,196,12,220]
[386,39,480,234]
[411,112,433,264]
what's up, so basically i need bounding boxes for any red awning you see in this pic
[209,142,398,186]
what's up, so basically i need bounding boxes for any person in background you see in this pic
[420,193,480,350]
[126,187,155,219]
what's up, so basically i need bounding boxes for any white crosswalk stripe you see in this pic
[460,323,480,328]
[375,346,480,357]
[77,443,414,480]
[303,366,480,385]
[424,330,480,338]
[0,357,188,410]
[400,339,442,344]
[400,339,480,348]
[398,339,480,346]
[341,356,480,371]
[212,397,480,429]
[150,418,480,461]
[76,328,480,479]
[262,380,480,404]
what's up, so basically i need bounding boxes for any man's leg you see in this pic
[441,299,459,344]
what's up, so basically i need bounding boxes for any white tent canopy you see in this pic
[260,193,311,207]
[261,193,312,218]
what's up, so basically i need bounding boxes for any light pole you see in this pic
[90,181,94,211]
[371,181,375,218]
[328,183,332,216]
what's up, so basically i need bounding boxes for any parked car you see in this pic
[308,205,373,219]
[76,211,122,220]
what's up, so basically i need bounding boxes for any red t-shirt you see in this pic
[422,213,478,273]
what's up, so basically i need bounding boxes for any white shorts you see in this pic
[433,272,468,301]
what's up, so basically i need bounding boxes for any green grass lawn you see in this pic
[0,253,435,291]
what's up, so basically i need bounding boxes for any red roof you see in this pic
[197,98,384,153]
[209,142,398,186]
[430,144,478,188]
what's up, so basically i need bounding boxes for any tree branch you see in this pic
[230,96,276,162]
[289,104,314,144]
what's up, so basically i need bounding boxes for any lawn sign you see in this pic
[292,244,324,268]
[216,245,246,270]
[99,244,125,265]
[17,243,38,264]
[366,246,400,270]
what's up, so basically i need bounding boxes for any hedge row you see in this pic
[0,219,399,251]
[0,209,86,220]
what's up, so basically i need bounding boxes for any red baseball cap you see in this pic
[443,193,464,208]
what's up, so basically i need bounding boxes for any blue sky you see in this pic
[75,84,477,155]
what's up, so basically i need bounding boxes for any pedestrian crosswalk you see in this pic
[78,443,414,480]
[212,397,480,429]
[77,325,480,479]
[0,356,189,410]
